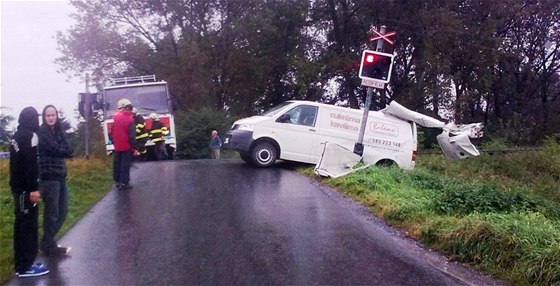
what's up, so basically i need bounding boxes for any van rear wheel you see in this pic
[376,159,395,167]
[251,142,277,167]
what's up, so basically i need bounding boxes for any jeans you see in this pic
[113,150,133,185]
[154,141,167,161]
[39,180,68,252]
[39,181,68,252]
[13,191,39,273]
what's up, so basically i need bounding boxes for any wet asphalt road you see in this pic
[6,159,502,286]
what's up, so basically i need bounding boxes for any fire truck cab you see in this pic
[102,75,177,159]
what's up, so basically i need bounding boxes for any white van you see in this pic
[224,100,418,169]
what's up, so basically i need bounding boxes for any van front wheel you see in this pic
[251,142,277,167]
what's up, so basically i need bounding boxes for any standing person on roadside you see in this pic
[10,107,50,278]
[112,99,137,189]
[148,113,168,160]
[37,104,73,257]
[209,130,222,159]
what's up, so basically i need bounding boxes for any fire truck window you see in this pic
[104,85,169,117]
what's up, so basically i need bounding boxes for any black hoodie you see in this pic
[9,107,40,195]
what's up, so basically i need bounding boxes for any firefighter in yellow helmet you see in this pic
[132,108,149,161]
[149,113,168,160]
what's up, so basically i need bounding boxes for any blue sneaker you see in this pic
[16,264,49,278]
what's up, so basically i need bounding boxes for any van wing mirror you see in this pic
[276,114,291,123]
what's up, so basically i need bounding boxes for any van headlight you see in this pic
[237,124,254,131]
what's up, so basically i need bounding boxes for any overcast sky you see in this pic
[1,0,83,129]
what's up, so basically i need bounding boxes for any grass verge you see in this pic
[0,157,113,284]
[298,141,560,286]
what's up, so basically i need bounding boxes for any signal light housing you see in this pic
[358,50,395,83]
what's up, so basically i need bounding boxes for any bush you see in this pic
[68,120,108,158]
[174,108,236,159]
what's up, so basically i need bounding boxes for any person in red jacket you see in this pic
[112,99,137,190]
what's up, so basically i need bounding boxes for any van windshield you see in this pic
[261,101,293,117]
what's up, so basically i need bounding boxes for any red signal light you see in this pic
[358,50,395,83]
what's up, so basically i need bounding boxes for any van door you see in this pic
[273,105,319,163]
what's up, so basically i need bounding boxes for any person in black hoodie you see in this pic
[10,106,50,277]
[37,105,73,256]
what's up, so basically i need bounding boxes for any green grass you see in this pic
[299,141,560,286]
[2,141,559,285]
[0,157,113,283]
[418,138,560,202]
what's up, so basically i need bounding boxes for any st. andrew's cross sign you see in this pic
[369,27,396,45]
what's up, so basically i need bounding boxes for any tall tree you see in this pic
[492,0,560,140]
[56,0,560,145]
[309,0,371,108]
[57,0,313,115]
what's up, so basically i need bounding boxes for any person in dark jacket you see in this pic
[10,106,50,277]
[132,108,149,161]
[209,130,222,159]
[148,113,168,160]
[38,104,73,257]
[112,99,137,189]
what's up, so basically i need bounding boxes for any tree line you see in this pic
[52,0,559,147]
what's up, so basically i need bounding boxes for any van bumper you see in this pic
[224,130,254,153]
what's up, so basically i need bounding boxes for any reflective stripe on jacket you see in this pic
[135,122,149,140]
[134,115,149,140]
[150,121,168,143]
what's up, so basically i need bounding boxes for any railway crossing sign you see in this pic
[369,27,396,45]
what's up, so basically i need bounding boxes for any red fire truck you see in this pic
[102,75,176,159]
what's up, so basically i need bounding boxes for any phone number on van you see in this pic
[365,138,402,148]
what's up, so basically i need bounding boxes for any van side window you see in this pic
[279,105,318,127]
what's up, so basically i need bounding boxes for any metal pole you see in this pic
[377,26,388,110]
[84,73,90,159]
[354,25,386,156]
